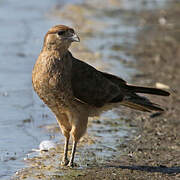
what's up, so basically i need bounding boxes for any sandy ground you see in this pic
[14,1,180,180]
[71,2,180,180]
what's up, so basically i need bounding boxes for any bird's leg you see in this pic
[67,115,88,167]
[67,140,77,167]
[61,137,69,166]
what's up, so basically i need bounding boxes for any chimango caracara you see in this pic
[32,25,170,167]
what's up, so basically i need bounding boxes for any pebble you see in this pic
[155,82,170,89]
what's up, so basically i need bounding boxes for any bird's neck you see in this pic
[42,43,70,59]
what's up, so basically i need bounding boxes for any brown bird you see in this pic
[32,25,170,167]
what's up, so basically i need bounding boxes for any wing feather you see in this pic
[71,56,122,107]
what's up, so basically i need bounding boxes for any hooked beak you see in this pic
[71,33,80,42]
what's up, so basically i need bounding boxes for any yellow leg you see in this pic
[67,141,77,167]
[61,137,69,166]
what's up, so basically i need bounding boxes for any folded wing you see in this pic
[71,52,169,112]
[71,56,123,107]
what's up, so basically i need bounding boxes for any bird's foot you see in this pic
[61,159,69,166]
[67,161,78,168]
[67,161,74,168]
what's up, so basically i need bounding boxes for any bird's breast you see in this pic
[32,54,73,107]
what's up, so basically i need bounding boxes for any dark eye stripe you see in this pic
[58,30,66,36]
[69,29,74,34]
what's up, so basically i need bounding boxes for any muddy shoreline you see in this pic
[64,2,180,180]
[13,1,180,179]
[72,2,180,180]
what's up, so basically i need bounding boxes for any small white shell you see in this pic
[39,140,56,151]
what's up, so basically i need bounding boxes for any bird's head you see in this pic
[43,25,80,52]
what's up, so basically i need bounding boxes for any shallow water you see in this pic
[0,0,61,178]
[0,0,168,179]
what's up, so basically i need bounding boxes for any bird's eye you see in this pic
[69,29,74,34]
[58,30,66,36]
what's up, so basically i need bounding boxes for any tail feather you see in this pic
[120,101,152,112]
[120,95,164,112]
[127,85,170,96]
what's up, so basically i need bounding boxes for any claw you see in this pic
[61,159,69,166]
[67,162,78,168]
[67,162,74,168]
